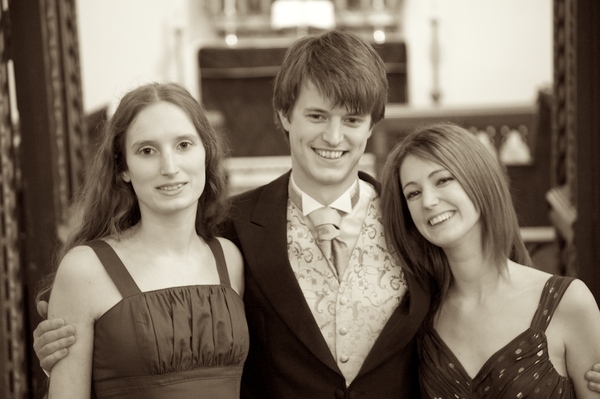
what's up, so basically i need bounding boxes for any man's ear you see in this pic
[277,110,291,131]
[121,171,131,183]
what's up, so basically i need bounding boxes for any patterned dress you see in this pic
[419,275,575,398]
[88,239,249,399]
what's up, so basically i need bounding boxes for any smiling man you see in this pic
[223,30,430,398]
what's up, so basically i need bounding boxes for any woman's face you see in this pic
[399,154,481,251]
[121,101,206,218]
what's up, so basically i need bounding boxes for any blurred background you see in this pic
[1,0,598,397]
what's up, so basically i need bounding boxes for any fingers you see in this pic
[33,318,65,340]
[586,370,600,393]
[588,379,600,393]
[33,320,76,372]
[36,301,49,319]
[40,346,70,372]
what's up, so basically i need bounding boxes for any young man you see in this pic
[33,30,600,398]
[225,30,429,398]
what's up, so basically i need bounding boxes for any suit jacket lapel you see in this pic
[357,255,430,378]
[235,171,429,379]
[236,172,341,374]
[354,171,430,377]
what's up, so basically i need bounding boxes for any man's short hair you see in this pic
[273,30,389,133]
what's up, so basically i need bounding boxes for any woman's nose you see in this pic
[160,152,179,175]
[422,188,440,209]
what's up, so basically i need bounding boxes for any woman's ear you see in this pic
[121,171,131,183]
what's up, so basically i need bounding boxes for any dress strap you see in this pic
[530,275,575,331]
[86,240,141,297]
[206,238,231,288]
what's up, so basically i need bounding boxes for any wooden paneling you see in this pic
[370,96,551,229]
[199,39,407,157]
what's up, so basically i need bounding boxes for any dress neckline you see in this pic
[428,274,574,387]
[430,327,535,382]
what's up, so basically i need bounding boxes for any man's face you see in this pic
[279,81,373,201]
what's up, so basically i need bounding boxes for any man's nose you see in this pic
[322,120,344,146]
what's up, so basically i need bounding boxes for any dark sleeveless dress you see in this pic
[87,239,249,399]
[419,275,576,398]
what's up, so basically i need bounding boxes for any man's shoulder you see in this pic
[358,171,381,192]
[230,185,262,204]
[229,171,290,208]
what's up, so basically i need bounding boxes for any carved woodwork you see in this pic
[550,0,578,276]
[204,0,404,36]
[549,0,600,298]
[10,0,87,396]
[0,4,28,398]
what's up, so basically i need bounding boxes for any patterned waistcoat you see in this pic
[287,192,408,384]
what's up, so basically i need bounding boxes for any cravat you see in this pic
[308,207,350,278]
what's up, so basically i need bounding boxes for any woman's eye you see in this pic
[437,176,454,185]
[179,141,192,149]
[140,147,154,155]
[405,190,419,200]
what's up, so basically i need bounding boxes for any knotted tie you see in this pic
[308,207,350,278]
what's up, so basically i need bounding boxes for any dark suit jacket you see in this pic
[223,171,430,399]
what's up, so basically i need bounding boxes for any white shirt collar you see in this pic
[290,175,358,216]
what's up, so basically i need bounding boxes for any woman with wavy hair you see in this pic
[381,122,600,398]
[37,82,248,398]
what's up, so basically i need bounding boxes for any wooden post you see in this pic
[550,0,600,301]
[10,0,86,396]
[572,0,600,301]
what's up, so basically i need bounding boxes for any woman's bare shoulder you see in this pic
[557,278,599,317]
[50,243,119,320]
[56,244,106,282]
